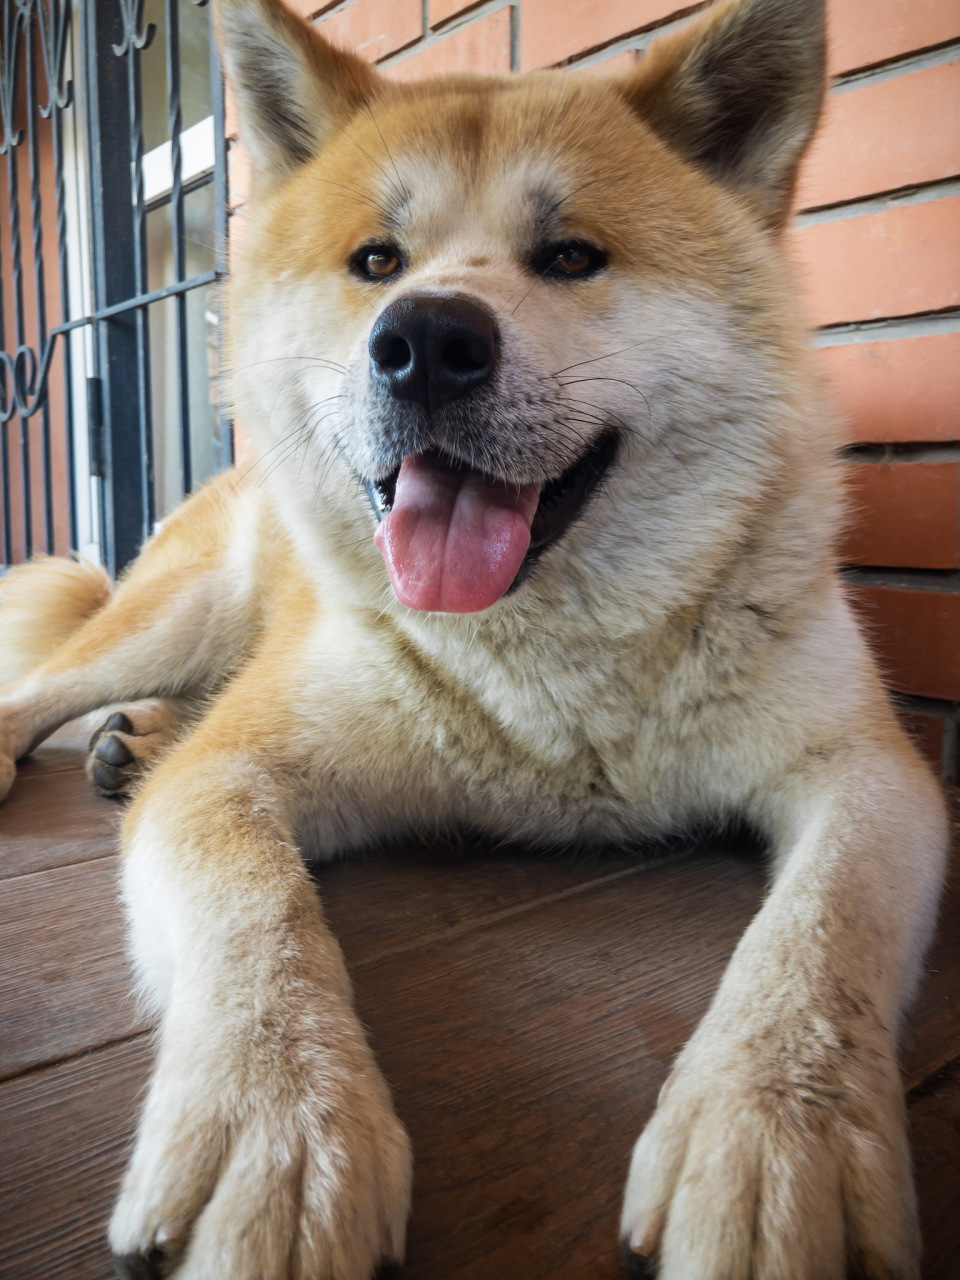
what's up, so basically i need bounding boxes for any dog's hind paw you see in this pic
[86,700,188,797]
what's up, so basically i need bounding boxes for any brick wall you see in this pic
[239,0,960,778]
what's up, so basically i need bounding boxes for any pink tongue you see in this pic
[374,455,540,613]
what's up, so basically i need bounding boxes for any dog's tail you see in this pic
[0,555,112,687]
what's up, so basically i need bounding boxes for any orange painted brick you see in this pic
[797,61,960,210]
[282,0,339,17]
[791,197,960,327]
[827,0,960,77]
[429,0,482,27]
[848,585,960,701]
[520,0,683,70]
[819,334,960,445]
[841,462,960,569]
[318,0,422,63]
[897,708,945,770]
[386,9,512,81]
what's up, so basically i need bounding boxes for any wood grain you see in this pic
[0,766,119,879]
[0,1037,150,1280]
[910,1064,960,1280]
[0,858,146,1080]
[0,752,956,1279]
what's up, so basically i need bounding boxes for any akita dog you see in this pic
[0,0,947,1275]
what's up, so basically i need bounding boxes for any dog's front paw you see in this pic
[109,1000,412,1280]
[619,1023,919,1280]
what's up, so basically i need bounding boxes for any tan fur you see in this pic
[0,555,111,687]
[0,1,947,1277]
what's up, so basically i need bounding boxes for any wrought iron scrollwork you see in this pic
[1,0,230,568]
[0,0,75,422]
[112,0,156,58]
[32,0,73,116]
[0,2,25,155]
[1,0,80,560]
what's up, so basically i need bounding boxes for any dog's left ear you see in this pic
[616,0,826,230]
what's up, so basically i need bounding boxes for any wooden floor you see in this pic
[1,731,959,1280]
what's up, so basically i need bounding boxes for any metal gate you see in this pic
[0,0,230,576]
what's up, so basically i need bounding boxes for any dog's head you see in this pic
[219,0,826,621]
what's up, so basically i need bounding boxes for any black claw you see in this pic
[620,1237,657,1278]
[112,1247,171,1280]
[374,1265,404,1279]
[92,759,127,794]
[104,711,134,735]
[96,733,134,767]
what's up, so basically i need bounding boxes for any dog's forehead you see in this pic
[340,80,639,236]
[374,147,577,248]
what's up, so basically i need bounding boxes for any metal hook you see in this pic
[112,0,157,58]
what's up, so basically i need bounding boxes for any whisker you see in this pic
[548,342,654,377]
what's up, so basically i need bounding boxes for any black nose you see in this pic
[369,294,499,413]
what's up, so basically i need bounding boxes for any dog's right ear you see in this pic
[214,0,382,187]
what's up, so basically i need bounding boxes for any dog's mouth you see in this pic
[364,430,617,613]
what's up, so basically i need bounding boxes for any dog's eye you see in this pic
[533,241,607,280]
[351,245,404,281]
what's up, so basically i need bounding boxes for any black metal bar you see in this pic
[1,0,229,570]
[23,2,55,552]
[86,0,149,573]
[123,0,155,542]
[3,2,31,557]
[166,0,191,496]
[210,2,232,469]
[38,0,77,552]
[0,3,13,564]
[67,268,220,327]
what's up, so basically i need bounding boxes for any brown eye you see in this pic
[533,240,607,280]
[553,246,591,274]
[351,244,404,281]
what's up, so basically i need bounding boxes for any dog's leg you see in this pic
[620,731,947,1280]
[107,627,420,1280]
[0,477,265,800]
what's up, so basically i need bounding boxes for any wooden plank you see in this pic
[0,1037,150,1280]
[314,841,653,965]
[16,722,101,776]
[0,792,654,1080]
[909,1064,960,1280]
[0,834,955,1278]
[353,853,764,1279]
[0,859,145,1080]
[0,851,762,1280]
[0,764,120,880]
[903,828,960,1089]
